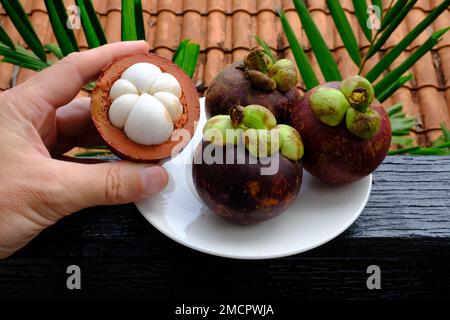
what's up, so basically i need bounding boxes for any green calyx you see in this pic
[203,104,303,160]
[340,75,374,113]
[243,47,298,92]
[244,46,273,73]
[309,87,350,126]
[229,104,277,130]
[244,129,278,158]
[203,115,240,145]
[345,107,381,140]
[244,69,277,92]
[274,124,304,161]
[267,59,298,92]
[308,75,381,140]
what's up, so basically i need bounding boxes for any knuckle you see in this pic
[59,53,80,70]
[104,166,126,203]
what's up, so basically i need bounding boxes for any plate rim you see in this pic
[137,174,371,260]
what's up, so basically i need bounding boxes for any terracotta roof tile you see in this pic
[257,0,278,12]
[256,11,278,50]
[206,11,227,49]
[231,10,254,49]
[0,0,448,146]
[204,49,226,85]
[153,11,180,50]
[419,86,450,141]
[104,10,121,43]
[157,0,182,14]
[438,46,450,88]
[208,0,230,13]
[281,0,295,11]
[232,0,256,13]
[183,0,207,14]
[181,11,205,47]
[106,0,121,12]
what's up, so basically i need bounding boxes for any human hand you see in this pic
[0,41,169,259]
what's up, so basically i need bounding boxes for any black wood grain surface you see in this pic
[1,156,449,300]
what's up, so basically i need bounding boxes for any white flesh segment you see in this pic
[109,79,138,101]
[108,94,139,129]
[150,72,182,97]
[121,63,161,94]
[153,91,183,122]
[124,93,173,145]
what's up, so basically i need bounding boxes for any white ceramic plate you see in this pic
[136,98,371,259]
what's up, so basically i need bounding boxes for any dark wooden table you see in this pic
[1,156,449,301]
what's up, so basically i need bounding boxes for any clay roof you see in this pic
[0,0,449,144]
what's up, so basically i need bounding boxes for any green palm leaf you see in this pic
[122,0,146,41]
[367,0,417,59]
[293,0,341,81]
[381,0,408,30]
[0,25,15,50]
[134,0,146,40]
[366,0,450,82]
[377,73,413,102]
[172,38,190,62]
[76,0,107,48]
[0,0,47,61]
[352,0,371,41]
[255,35,276,62]
[122,0,137,40]
[44,0,79,56]
[0,44,49,71]
[326,0,361,66]
[173,39,200,78]
[372,0,382,12]
[278,9,319,90]
[44,43,64,59]
[373,27,450,96]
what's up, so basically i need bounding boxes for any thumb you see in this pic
[57,160,168,211]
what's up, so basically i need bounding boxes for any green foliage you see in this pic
[0,1,200,81]
[271,0,448,101]
[255,36,276,63]
[292,0,341,81]
[75,0,107,48]
[268,0,449,153]
[44,0,79,56]
[121,0,146,41]
[173,39,200,78]
[278,9,318,90]
[326,0,361,66]
[0,0,46,61]
[352,0,371,41]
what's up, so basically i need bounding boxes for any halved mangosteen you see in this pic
[91,53,200,162]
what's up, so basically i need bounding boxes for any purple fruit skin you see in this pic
[205,61,301,123]
[290,82,392,184]
[192,141,303,224]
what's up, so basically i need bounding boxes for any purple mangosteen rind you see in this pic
[192,141,303,224]
[205,53,300,123]
[290,81,392,184]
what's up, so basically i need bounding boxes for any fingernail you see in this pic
[140,166,168,195]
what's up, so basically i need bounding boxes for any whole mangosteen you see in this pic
[192,105,304,224]
[205,47,301,123]
[290,75,391,184]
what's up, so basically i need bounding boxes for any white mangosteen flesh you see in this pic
[108,63,184,145]
[109,79,138,101]
[108,94,138,129]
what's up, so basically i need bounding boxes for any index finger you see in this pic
[24,41,149,107]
